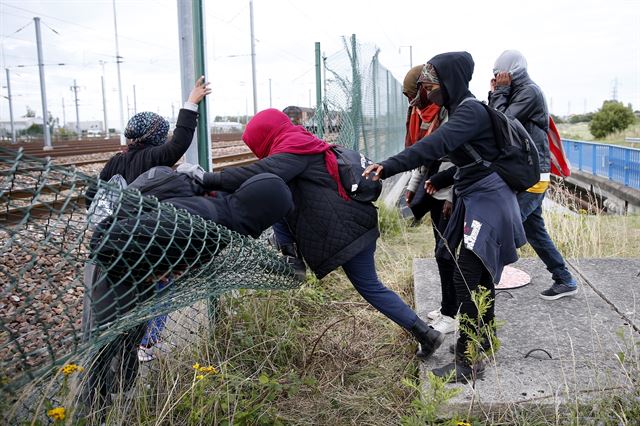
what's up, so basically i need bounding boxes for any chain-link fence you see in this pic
[314,35,407,162]
[0,146,299,420]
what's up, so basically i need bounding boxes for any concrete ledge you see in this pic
[566,170,640,213]
[414,258,640,414]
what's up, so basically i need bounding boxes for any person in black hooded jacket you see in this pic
[364,52,526,382]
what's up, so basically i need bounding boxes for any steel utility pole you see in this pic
[101,76,108,137]
[112,0,126,145]
[249,0,257,114]
[61,98,66,127]
[34,17,52,150]
[70,79,81,136]
[5,68,16,144]
[400,45,413,68]
[133,84,137,114]
[99,61,108,138]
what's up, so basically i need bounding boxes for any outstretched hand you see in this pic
[176,162,205,183]
[187,76,212,104]
[362,163,384,181]
[424,179,437,195]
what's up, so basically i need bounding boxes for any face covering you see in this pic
[427,88,444,106]
[414,85,431,109]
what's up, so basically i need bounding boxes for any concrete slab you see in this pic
[414,258,639,412]
[567,258,640,330]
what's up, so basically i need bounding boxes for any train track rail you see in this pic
[1,147,257,225]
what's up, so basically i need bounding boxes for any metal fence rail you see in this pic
[562,139,640,189]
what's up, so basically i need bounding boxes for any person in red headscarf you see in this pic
[178,108,444,359]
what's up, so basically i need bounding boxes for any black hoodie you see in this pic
[380,51,501,191]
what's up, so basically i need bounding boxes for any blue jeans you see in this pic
[342,242,419,329]
[517,190,575,286]
[140,278,171,347]
[273,222,418,329]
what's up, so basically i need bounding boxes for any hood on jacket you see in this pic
[228,173,293,238]
[426,51,475,112]
[493,50,532,86]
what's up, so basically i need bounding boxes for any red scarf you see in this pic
[242,109,350,200]
[405,103,442,147]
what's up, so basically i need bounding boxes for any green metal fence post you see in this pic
[386,69,390,159]
[315,42,324,139]
[351,34,362,151]
[372,51,379,161]
[181,0,217,326]
[192,0,210,171]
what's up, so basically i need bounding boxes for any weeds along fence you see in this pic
[0,146,299,419]
[312,35,407,162]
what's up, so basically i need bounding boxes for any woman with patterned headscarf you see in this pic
[84,77,211,363]
[87,76,211,195]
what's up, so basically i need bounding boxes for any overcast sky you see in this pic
[1,0,639,129]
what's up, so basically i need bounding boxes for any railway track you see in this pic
[0,133,245,157]
[1,142,257,225]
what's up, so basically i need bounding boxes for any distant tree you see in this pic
[24,123,43,136]
[589,101,636,138]
[550,113,564,124]
[568,112,594,124]
[23,106,36,118]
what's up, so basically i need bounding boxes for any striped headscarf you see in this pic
[124,112,170,147]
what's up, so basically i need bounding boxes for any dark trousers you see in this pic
[430,200,458,319]
[273,223,418,330]
[517,190,574,285]
[341,242,418,329]
[453,246,495,353]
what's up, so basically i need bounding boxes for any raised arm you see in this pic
[144,76,212,166]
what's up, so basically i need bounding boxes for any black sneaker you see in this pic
[540,282,578,300]
[432,357,485,383]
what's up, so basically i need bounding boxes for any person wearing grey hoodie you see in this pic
[489,50,577,301]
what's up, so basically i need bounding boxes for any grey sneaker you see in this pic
[540,282,578,300]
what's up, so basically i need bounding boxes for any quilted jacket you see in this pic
[202,152,379,278]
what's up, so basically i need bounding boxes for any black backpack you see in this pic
[331,145,382,202]
[128,166,206,200]
[459,98,540,192]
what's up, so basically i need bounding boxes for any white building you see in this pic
[211,121,243,133]
[65,121,104,132]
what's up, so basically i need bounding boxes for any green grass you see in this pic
[558,121,640,148]
[25,203,640,425]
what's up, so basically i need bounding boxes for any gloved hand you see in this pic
[176,162,205,184]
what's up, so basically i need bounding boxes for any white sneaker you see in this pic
[138,346,155,362]
[427,308,441,321]
[430,315,458,334]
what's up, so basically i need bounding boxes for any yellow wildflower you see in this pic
[199,366,217,374]
[47,406,66,421]
[192,362,201,370]
[195,375,205,380]
[456,422,471,426]
[60,364,84,376]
